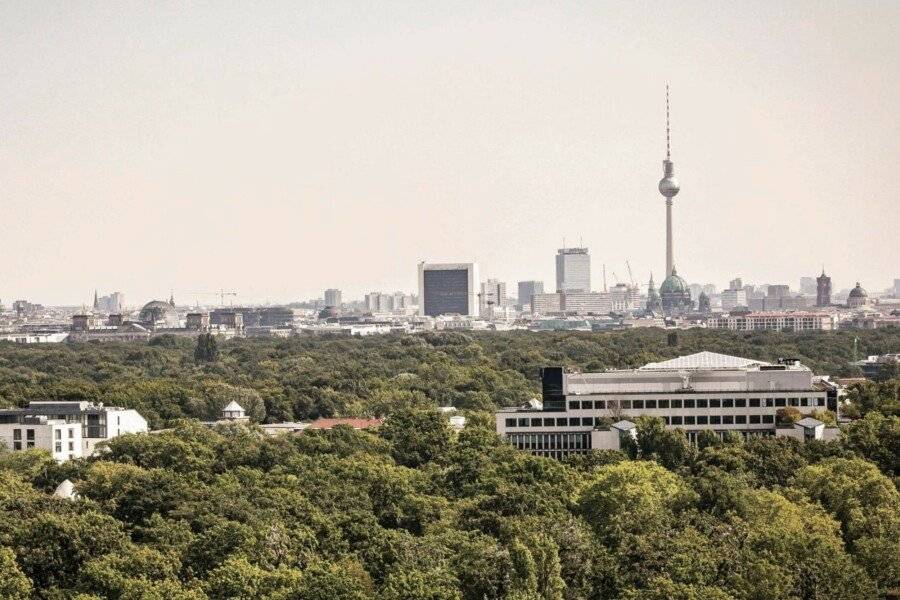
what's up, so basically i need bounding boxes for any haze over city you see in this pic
[2,2,898,305]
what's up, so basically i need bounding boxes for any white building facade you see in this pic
[0,401,148,461]
[495,352,837,459]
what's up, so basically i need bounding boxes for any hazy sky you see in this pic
[2,1,898,306]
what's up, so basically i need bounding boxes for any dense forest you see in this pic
[0,327,898,427]
[0,328,898,599]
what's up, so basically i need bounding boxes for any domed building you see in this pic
[847,282,869,309]
[660,267,693,315]
[138,299,179,329]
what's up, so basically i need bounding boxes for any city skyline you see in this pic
[2,2,899,305]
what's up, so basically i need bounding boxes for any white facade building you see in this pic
[495,352,838,459]
[0,401,148,461]
[708,312,835,332]
[555,248,590,293]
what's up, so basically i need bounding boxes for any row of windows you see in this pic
[506,432,590,453]
[53,441,76,453]
[12,428,76,441]
[506,414,777,428]
[568,397,825,410]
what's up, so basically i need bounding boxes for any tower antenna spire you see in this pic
[666,84,671,160]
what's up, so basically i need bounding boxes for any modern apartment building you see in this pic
[0,401,148,461]
[495,352,839,458]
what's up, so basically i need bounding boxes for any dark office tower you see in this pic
[418,262,479,317]
[816,269,832,307]
[517,280,545,309]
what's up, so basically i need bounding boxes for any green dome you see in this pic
[659,267,688,294]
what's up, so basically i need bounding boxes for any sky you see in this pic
[1,1,898,306]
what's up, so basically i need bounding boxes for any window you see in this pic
[764,398,773,407]
[620,400,632,410]
[13,442,21,451]
[735,398,747,408]
[531,418,542,426]
[709,399,721,408]
[518,419,528,427]
[735,415,747,424]
[697,416,709,425]
[55,442,62,452]
[789,398,799,407]
[775,398,786,407]
[582,417,594,426]
[594,400,606,409]
[12,429,21,441]
[26,442,34,449]
[55,430,62,440]
[543,418,555,427]
[632,400,644,409]
[696,399,708,408]
[68,428,74,438]
[722,399,734,408]
[762,415,775,424]
[671,416,683,425]
[684,416,696,425]
[569,418,580,426]
[556,418,568,426]
[800,398,809,407]
[722,415,734,425]
[816,397,825,407]
[68,442,74,451]
[749,415,761,424]
[26,430,35,441]
[658,399,670,409]
[505,419,516,427]
[645,400,657,409]
[662,416,670,425]
[568,401,579,410]
[683,399,695,408]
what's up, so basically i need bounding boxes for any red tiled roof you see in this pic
[307,418,384,430]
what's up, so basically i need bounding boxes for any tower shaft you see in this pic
[666,198,673,278]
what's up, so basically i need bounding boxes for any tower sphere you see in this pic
[658,175,680,198]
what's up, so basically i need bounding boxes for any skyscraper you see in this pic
[555,248,590,293]
[324,289,342,307]
[816,270,832,307]
[418,262,479,317]
[517,280,544,309]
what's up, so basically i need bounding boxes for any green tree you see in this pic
[0,547,32,600]
[194,333,219,362]
[380,407,452,468]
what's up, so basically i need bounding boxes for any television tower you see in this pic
[658,85,680,278]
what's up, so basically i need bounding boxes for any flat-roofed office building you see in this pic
[555,248,590,293]
[418,262,479,317]
[495,351,838,459]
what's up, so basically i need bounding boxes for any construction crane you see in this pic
[625,260,637,288]
[187,290,238,307]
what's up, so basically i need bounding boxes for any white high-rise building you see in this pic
[324,289,342,307]
[555,248,590,293]
[418,262,479,317]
